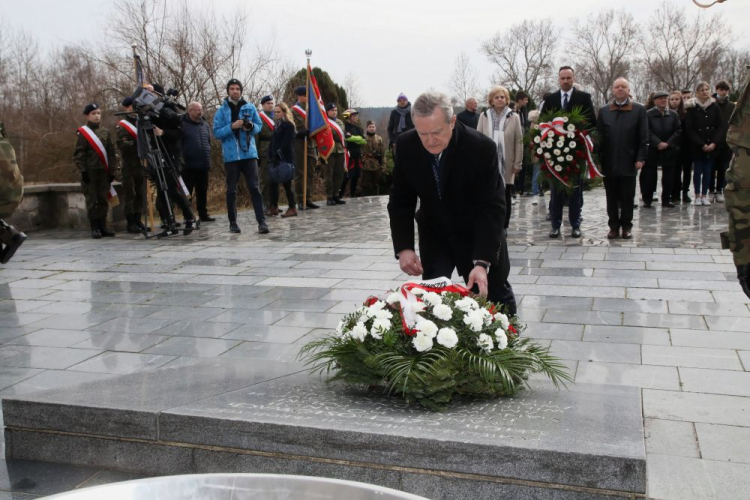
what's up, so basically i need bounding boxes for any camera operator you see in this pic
[135,84,198,236]
[0,122,26,263]
[213,78,268,234]
[116,96,148,234]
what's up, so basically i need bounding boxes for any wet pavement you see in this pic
[0,184,748,499]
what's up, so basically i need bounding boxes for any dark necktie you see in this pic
[431,154,442,200]
[562,93,569,110]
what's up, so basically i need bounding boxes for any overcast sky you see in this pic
[7,0,750,107]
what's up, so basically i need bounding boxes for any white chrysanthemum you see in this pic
[372,317,391,333]
[437,328,459,349]
[366,300,386,317]
[481,308,493,326]
[423,292,443,307]
[455,297,479,313]
[546,140,555,148]
[533,136,541,143]
[374,309,393,321]
[411,288,425,296]
[413,334,433,352]
[477,333,494,353]
[416,319,439,338]
[544,152,551,159]
[553,149,561,156]
[463,310,484,332]
[433,303,453,321]
[494,312,510,329]
[556,141,565,148]
[562,116,569,123]
[370,325,384,339]
[568,132,575,139]
[536,148,544,155]
[566,123,574,131]
[495,329,508,349]
[336,320,345,334]
[557,156,564,163]
[569,141,576,148]
[350,322,367,341]
[566,155,574,162]
[386,292,401,305]
[554,165,563,172]
[409,301,426,313]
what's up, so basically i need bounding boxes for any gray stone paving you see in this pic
[0,186,748,499]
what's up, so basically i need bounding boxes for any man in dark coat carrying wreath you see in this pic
[388,91,516,314]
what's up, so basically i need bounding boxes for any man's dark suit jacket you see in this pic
[388,122,506,266]
[542,88,597,128]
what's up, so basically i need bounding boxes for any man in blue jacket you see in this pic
[213,78,268,234]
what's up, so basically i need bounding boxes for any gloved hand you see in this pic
[738,264,750,299]
[81,171,90,184]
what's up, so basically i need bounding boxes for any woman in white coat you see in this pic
[477,86,523,231]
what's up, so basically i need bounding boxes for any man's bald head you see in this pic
[612,78,630,102]
[187,101,203,121]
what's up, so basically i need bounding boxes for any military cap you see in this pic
[325,102,337,111]
[260,95,273,104]
[121,96,134,107]
[294,86,307,96]
[652,91,669,100]
[226,79,243,92]
[82,103,99,115]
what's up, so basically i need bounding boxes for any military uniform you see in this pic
[326,115,346,204]
[292,102,318,208]
[724,65,750,297]
[0,123,23,219]
[116,115,147,232]
[74,120,116,235]
[257,109,274,211]
[361,132,385,196]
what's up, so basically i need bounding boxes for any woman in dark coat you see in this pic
[668,91,692,203]
[685,82,724,206]
[268,103,297,218]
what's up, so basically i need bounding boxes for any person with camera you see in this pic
[181,101,215,222]
[0,122,27,264]
[269,103,298,218]
[74,103,116,239]
[116,96,148,234]
[361,120,386,196]
[213,78,268,234]
[291,86,320,210]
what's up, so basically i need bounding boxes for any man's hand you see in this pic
[657,142,668,150]
[398,250,423,276]
[153,126,164,137]
[738,264,750,299]
[635,161,644,170]
[707,143,716,152]
[231,120,244,130]
[467,266,489,299]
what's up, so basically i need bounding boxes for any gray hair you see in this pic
[187,101,203,111]
[411,91,454,123]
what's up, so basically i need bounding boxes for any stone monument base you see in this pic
[2,358,646,499]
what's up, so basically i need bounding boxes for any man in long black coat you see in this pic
[541,66,597,239]
[388,91,516,313]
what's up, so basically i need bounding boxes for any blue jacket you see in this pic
[213,98,262,163]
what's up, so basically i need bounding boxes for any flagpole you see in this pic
[303,49,312,210]
[132,43,155,235]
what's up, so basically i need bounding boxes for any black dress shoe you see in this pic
[258,223,269,234]
[549,228,560,238]
[545,213,552,221]
[326,199,336,206]
[333,197,346,205]
[571,228,582,238]
[622,230,633,239]
[200,215,216,222]
[306,202,320,209]
[229,223,241,234]
[662,202,676,208]
[643,203,652,208]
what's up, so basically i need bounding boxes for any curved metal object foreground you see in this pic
[692,0,727,7]
[41,474,430,500]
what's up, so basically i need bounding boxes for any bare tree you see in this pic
[481,19,557,99]
[343,72,362,108]
[448,52,481,105]
[715,48,750,95]
[569,9,640,106]
[640,1,731,92]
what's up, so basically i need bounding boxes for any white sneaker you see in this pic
[702,196,712,205]
[511,197,517,205]
[532,195,539,205]
[716,192,724,203]
[694,197,702,206]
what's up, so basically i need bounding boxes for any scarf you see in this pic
[395,103,411,133]
[696,96,716,110]
[489,107,511,185]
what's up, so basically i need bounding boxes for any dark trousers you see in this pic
[361,170,382,196]
[604,175,636,231]
[418,226,517,315]
[82,169,110,221]
[504,185,513,229]
[514,163,528,193]
[121,166,146,216]
[225,159,265,224]
[153,168,194,222]
[181,168,209,217]
[326,153,345,199]
[258,156,271,207]
[640,162,675,206]
[672,151,692,200]
[710,146,732,193]
[269,180,296,209]
[550,183,583,230]
[341,164,361,197]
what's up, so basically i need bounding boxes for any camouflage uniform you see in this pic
[116,116,146,218]
[361,132,385,196]
[724,65,750,297]
[74,122,115,222]
[326,116,346,201]
[293,103,318,207]
[0,123,24,219]
[257,110,274,209]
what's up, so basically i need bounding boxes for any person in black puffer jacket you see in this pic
[268,103,297,218]
[181,102,214,221]
[685,82,724,206]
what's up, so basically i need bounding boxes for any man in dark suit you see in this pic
[388,91,516,313]
[541,66,597,239]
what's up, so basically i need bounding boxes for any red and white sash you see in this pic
[328,118,344,145]
[259,111,275,130]
[118,119,137,139]
[292,104,306,119]
[78,125,118,200]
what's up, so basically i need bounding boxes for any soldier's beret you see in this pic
[325,102,337,111]
[260,95,273,104]
[295,86,307,96]
[83,103,99,115]
[121,96,134,107]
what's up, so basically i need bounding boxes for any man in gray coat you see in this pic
[597,78,648,239]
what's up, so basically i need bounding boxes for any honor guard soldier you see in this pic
[361,120,386,196]
[116,97,147,234]
[291,86,319,209]
[74,103,116,239]
[325,102,347,206]
[0,122,27,263]
[258,95,276,215]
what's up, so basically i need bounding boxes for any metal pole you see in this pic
[303,49,312,209]
[132,43,155,234]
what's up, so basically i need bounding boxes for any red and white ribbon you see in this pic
[390,278,471,335]
[577,131,604,179]
[259,111,275,130]
[539,117,568,139]
[292,105,306,119]
[78,126,109,171]
[118,119,137,139]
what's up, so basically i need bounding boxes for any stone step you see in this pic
[2,358,646,500]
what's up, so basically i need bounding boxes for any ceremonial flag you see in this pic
[306,64,335,161]
[134,54,144,87]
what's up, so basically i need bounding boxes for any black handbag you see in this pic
[270,152,295,184]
